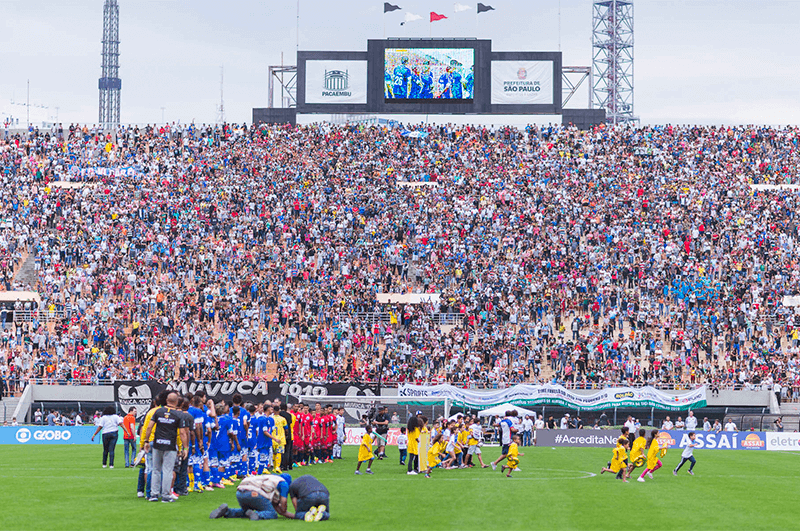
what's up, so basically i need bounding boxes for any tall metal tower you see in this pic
[216,66,225,124]
[591,0,636,124]
[98,0,121,130]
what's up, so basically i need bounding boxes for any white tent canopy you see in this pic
[477,403,538,419]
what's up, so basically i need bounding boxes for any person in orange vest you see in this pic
[122,407,138,468]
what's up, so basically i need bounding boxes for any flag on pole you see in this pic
[384,2,401,12]
[454,2,471,12]
[400,12,422,24]
[477,3,494,13]
[430,11,447,22]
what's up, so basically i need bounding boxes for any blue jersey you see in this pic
[409,73,422,99]
[236,410,250,449]
[465,72,474,98]
[450,71,464,99]
[420,72,434,99]
[214,414,234,452]
[259,416,275,449]
[392,65,412,98]
[204,413,217,451]
[187,406,206,452]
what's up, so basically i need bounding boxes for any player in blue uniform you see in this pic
[409,68,423,99]
[246,404,259,475]
[228,406,244,480]
[212,403,238,488]
[187,394,210,492]
[232,395,250,476]
[420,64,434,99]
[392,56,412,98]
[465,66,474,99]
[438,61,465,99]
[255,403,276,474]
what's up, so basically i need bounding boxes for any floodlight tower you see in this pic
[591,0,636,124]
[98,0,121,130]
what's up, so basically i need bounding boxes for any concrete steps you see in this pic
[0,397,20,423]
[12,253,38,288]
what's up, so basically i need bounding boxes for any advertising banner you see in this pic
[114,381,378,421]
[397,384,707,411]
[305,60,367,104]
[537,429,766,451]
[344,427,401,446]
[491,61,553,105]
[765,432,800,451]
[0,426,97,445]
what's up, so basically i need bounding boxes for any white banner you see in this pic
[305,60,367,104]
[397,383,707,411]
[766,432,800,451]
[491,61,553,105]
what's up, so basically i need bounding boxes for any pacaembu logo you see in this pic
[741,433,764,449]
[614,391,635,399]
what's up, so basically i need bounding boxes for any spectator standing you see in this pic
[521,415,533,446]
[662,416,674,430]
[685,411,698,431]
[90,406,123,468]
[702,417,711,431]
[121,407,137,468]
[724,419,738,431]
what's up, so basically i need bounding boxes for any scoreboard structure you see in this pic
[296,38,561,115]
[255,38,603,126]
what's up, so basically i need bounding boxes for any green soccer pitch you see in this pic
[0,445,797,531]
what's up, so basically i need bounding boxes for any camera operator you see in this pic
[373,406,390,460]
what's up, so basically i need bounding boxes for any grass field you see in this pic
[0,444,797,531]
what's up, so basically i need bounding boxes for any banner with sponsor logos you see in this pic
[305,60,368,104]
[397,384,706,411]
[491,61,553,105]
[537,429,766,451]
[765,432,800,451]
[0,426,98,445]
[343,427,401,446]
[113,381,378,421]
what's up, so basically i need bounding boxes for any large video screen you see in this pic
[385,48,474,101]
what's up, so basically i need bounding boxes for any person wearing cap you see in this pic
[282,474,330,522]
[209,473,292,521]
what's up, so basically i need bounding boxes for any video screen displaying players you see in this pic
[384,48,474,101]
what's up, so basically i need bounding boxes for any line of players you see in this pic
[139,391,345,497]
[386,56,474,99]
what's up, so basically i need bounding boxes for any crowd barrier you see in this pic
[532,428,800,451]
[0,426,98,445]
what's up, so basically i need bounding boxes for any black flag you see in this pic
[384,2,401,12]
[477,3,494,13]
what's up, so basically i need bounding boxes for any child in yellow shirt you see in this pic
[355,425,375,475]
[500,434,524,478]
[601,437,630,482]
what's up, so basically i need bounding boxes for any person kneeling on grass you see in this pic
[282,475,330,522]
[210,473,292,521]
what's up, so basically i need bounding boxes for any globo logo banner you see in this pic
[0,426,97,445]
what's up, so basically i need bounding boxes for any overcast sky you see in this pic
[1,0,798,126]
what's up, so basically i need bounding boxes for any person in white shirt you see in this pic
[534,414,545,445]
[521,416,534,446]
[724,419,737,431]
[702,417,711,431]
[560,414,570,430]
[674,417,685,430]
[661,416,674,430]
[90,406,124,468]
[397,427,408,466]
[673,432,698,475]
[624,416,636,434]
[685,411,698,431]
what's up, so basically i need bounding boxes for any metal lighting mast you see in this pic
[592,0,636,124]
[99,0,121,130]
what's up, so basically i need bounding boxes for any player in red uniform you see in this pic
[311,404,323,464]
[324,405,335,463]
[292,403,305,467]
[300,404,312,465]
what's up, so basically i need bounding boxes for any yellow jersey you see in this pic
[408,427,420,454]
[646,440,661,469]
[272,414,287,446]
[610,443,627,473]
[630,436,647,462]
[358,432,373,462]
